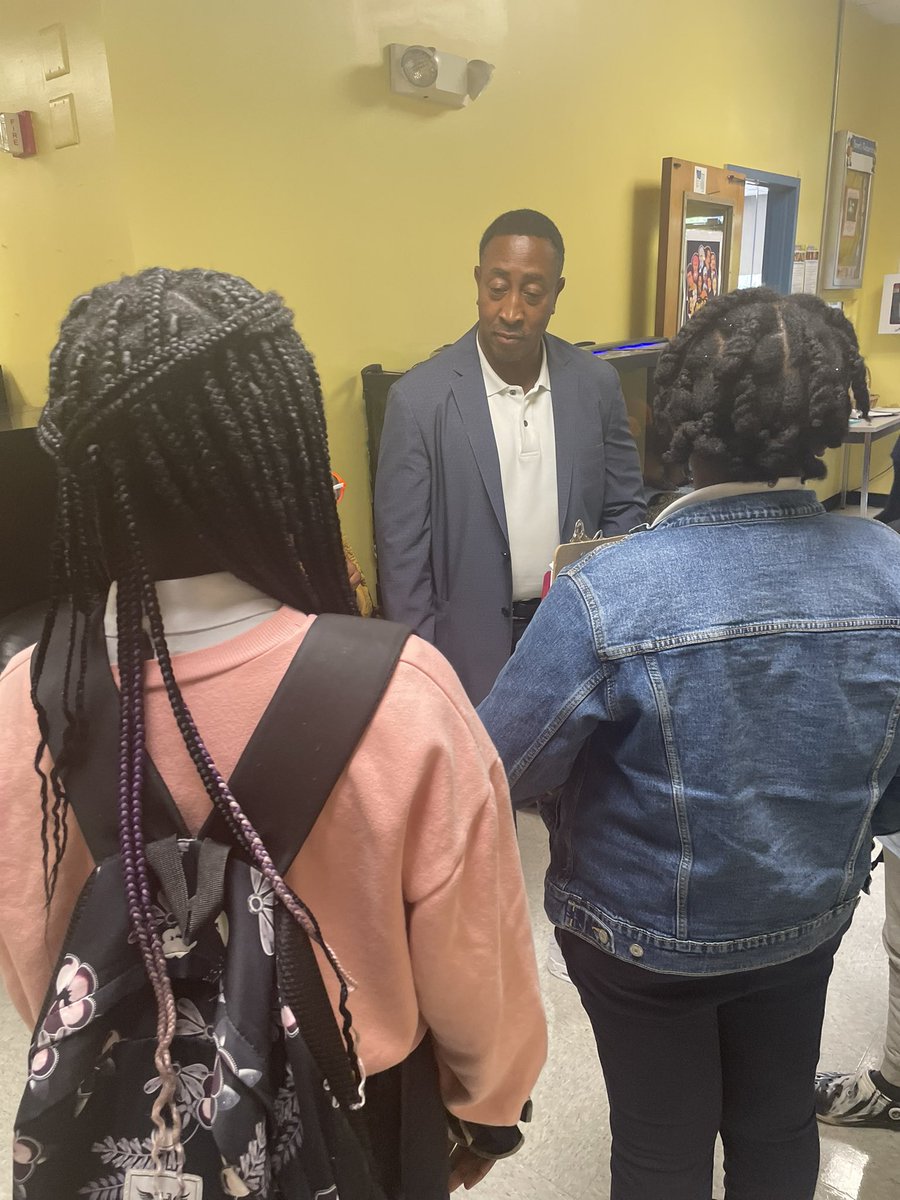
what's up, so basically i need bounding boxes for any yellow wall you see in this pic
[856,22,900,397]
[0,0,133,419]
[4,0,898,575]
[813,4,900,498]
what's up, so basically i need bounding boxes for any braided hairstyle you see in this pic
[653,288,869,482]
[33,267,358,1165]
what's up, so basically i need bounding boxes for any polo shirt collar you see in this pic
[476,335,550,399]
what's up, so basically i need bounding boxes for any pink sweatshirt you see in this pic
[0,608,546,1126]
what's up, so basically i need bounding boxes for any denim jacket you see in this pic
[479,488,900,975]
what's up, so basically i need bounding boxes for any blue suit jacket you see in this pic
[373,327,646,703]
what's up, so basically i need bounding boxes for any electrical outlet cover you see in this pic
[48,93,79,148]
[39,24,69,81]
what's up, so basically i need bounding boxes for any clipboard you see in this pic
[548,520,630,586]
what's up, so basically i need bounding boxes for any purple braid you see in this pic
[115,566,180,1145]
[107,462,363,1078]
[134,552,363,1069]
[111,469,184,1161]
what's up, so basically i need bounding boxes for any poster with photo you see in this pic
[835,168,872,284]
[878,274,900,335]
[842,187,860,238]
[683,230,723,326]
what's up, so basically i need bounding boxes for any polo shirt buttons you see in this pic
[629,944,645,959]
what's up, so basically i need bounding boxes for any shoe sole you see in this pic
[816,1112,900,1129]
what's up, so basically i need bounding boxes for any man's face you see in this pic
[474,235,565,371]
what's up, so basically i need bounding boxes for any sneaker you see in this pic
[547,933,571,983]
[815,1069,900,1129]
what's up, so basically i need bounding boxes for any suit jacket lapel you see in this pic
[450,329,509,541]
[547,336,576,533]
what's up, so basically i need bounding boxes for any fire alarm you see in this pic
[0,111,36,158]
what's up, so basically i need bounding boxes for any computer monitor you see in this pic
[361,363,404,496]
[0,427,57,617]
[582,338,686,493]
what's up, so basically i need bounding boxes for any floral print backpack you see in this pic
[13,615,446,1200]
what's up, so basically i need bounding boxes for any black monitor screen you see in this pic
[588,339,686,493]
[0,428,57,618]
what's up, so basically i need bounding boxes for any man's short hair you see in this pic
[479,209,565,272]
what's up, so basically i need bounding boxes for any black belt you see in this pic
[512,598,541,621]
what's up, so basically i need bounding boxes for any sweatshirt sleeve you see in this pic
[399,652,547,1126]
[0,648,95,1026]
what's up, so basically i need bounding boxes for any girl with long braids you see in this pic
[481,289,900,1200]
[0,268,545,1197]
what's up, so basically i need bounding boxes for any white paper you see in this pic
[842,187,861,238]
[791,246,806,295]
[803,247,819,295]
[693,165,707,195]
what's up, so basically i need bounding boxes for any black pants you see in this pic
[559,929,843,1200]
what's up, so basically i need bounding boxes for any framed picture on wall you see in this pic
[656,158,745,338]
[821,131,876,291]
[878,274,900,335]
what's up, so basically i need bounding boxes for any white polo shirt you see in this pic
[477,337,559,601]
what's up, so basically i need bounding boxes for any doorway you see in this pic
[726,165,801,294]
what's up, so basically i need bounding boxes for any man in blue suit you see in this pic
[374,209,646,704]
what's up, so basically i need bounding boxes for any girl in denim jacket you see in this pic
[481,290,900,1200]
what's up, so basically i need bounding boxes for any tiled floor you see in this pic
[1,811,897,1198]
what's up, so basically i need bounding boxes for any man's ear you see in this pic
[474,264,481,287]
[551,275,566,312]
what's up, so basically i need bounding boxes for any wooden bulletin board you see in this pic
[655,158,745,338]
[821,131,876,291]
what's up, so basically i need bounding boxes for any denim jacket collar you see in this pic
[653,480,823,530]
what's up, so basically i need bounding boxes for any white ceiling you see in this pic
[852,0,900,24]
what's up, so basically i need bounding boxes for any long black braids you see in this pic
[31,267,360,1159]
[653,287,869,482]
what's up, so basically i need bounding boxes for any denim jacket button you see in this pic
[629,943,644,959]
[592,925,610,945]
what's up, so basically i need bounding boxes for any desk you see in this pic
[841,412,900,516]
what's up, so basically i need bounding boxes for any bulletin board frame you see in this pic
[655,158,745,338]
[821,131,876,291]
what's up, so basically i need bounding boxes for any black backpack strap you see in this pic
[227,614,408,1194]
[32,609,190,864]
[205,613,409,875]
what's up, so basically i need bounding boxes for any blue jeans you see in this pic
[559,928,844,1200]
